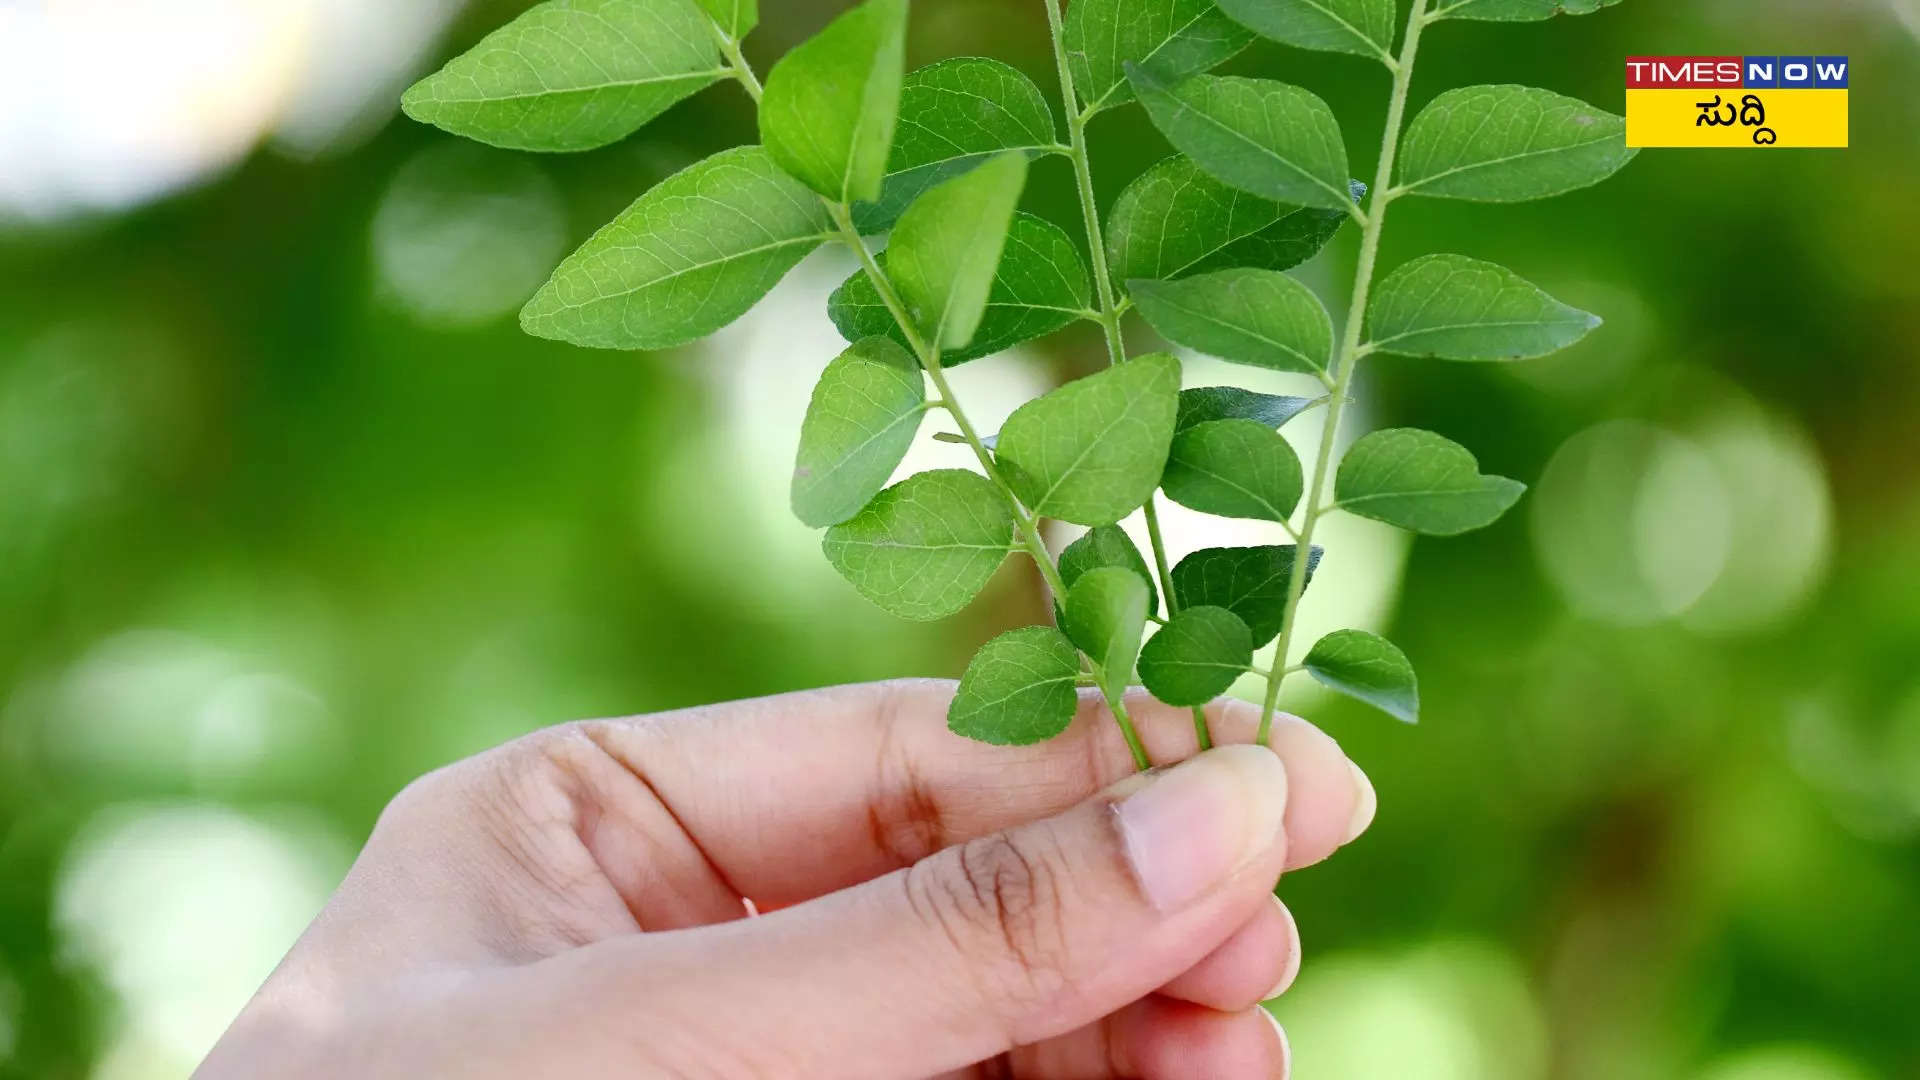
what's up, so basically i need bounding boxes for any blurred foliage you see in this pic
[2,1,1917,1077]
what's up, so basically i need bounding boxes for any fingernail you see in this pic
[1261,1007,1291,1077]
[1342,761,1377,845]
[1264,894,1301,1001]
[1114,745,1288,912]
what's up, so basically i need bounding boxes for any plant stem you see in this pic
[714,25,764,101]
[1042,0,1210,751]
[1256,0,1430,745]
[718,8,1153,770]
[826,206,1151,772]
[826,206,1070,600]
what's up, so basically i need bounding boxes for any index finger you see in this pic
[581,679,1365,910]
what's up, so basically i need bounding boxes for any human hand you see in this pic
[196,680,1376,1079]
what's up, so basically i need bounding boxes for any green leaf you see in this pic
[1059,526,1160,617]
[1063,567,1151,701]
[759,0,907,203]
[1304,629,1418,723]
[948,627,1083,745]
[822,469,1013,620]
[886,152,1031,351]
[1139,606,1253,706]
[995,353,1182,527]
[791,337,926,527]
[1129,69,1353,212]
[854,57,1059,233]
[829,213,1091,365]
[401,0,728,153]
[1367,254,1600,361]
[693,0,757,38]
[1215,0,1396,64]
[1163,419,1304,523]
[1432,0,1622,22]
[1335,428,1526,536]
[1131,268,1333,375]
[1107,156,1360,286]
[1397,85,1635,202]
[1064,0,1255,113]
[522,146,832,349]
[1171,544,1321,646]
[1177,386,1317,432]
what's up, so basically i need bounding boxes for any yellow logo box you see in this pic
[1626,89,1849,148]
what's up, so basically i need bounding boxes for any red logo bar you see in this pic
[1625,56,1744,88]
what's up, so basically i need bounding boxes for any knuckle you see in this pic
[906,829,1078,1016]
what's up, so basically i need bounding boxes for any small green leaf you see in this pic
[1304,629,1418,723]
[1064,0,1254,113]
[1107,156,1360,285]
[1129,69,1353,212]
[829,212,1092,366]
[996,353,1182,527]
[1215,0,1396,64]
[1335,428,1526,536]
[886,152,1031,351]
[1367,254,1600,361]
[822,469,1013,620]
[1139,606,1253,706]
[1163,419,1304,523]
[1060,526,1160,617]
[1432,0,1622,22]
[522,146,832,350]
[792,337,926,527]
[1177,386,1317,432]
[693,0,757,38]
[1397,86,1635,202]
[1063,567,1151,701]
[1171,544,1321,646]
[759,0,907,203]
[401,0,728,153]
[854,58,1059,233]
[1131,268,1333,375]
[948,626,1082,745]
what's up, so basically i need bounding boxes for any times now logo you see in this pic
[1626,56,1850,89]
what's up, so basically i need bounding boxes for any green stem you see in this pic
[826,204,1073,607]
[1109,696,1153,776]
[1257,0,1430,745]
[720,6,1152,769]
[822,211,1161,767]
[715,25,764,101]
[1043,0,1209,753]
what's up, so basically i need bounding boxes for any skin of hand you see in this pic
[195,680,1376,1080]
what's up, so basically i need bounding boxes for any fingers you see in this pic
[580,680,1370,910]
[1158,895,1300,1011]
[1113,997,1290,1080]
[557,746,1295,1078]
[994,996,1288,1079]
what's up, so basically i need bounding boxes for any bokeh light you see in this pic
[0,0,465,222]
[25,630,339,793]
[371,142,568,327]
[1698,1044,1878,1080]
[53,804,350,1074]
[1274,940,1546,1080]
[1531,419,1733,626]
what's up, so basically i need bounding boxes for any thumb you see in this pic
[592,744,1291,1077]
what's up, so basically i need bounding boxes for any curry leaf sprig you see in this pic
[402,0,1635,765]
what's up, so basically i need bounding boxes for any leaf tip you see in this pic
[398,78,432,120]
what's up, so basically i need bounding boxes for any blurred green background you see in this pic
[2,1,1916,1077]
